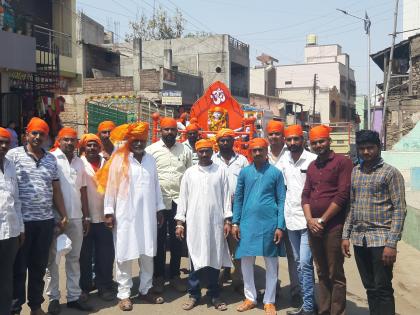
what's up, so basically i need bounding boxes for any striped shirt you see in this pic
[342,158,406,248]
[6,146,59,222]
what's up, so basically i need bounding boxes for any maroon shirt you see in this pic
[301,151,353,231]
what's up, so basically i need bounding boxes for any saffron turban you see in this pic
[79,133,102,148]
[0,127,11,139]
[266,120,284,134]
[126,122,149,141]
[97,121,116,132]
[284,125,303,138]
[186,123,200,132]
[51,127,78,151]
[27,117,49,135]
[249,138,269,149]
[160,117,177,129]
[216,128,235,141]
[195,139,213,151]
[309,125,332,141]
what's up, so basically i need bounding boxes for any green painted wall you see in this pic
[402,205,420,250]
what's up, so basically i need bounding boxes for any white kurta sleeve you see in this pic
[222,169,233,219]
[154,160,166,212]
[103,156,120,215]
[174,170,189,222]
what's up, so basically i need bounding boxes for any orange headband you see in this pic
[249,138,269,149]
[97,121,116,133]
[216,128,235,141]
[186,123,200,132]
[0,127,11,139]
[195,139,213,151]
[284,125,303,138]
[309,125,332,141]
[266,120,284,134]
[160,117,177,129]
[126,122,149,141]
[79,133,102,148]
[27,117,49,135]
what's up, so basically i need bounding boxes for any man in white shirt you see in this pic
[78,134,115,301]
[146,117,192,293]
[266,120,301,307]
[0,127,24,315]
[102,122,166,312]
[212,128,248,293]
[46,127,93,314]
[175,139,232,311]
[182,123,200,165]
[278,125,317,315]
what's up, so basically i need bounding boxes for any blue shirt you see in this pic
[6,146,58,222]
[233,162,286,258]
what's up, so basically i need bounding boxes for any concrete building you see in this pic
[275,36,356,124]
[120,34,250,104]
[403,0,420,40]
[355,95,368,129]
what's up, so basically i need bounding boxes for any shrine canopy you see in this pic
[190,81,244,130]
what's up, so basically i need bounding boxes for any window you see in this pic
[285,81,292,85]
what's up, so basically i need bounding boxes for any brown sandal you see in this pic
[237,299,256,312]
[119,298,133,311]
[264,303,277,315]
[182,297,198,311]
[211,297,228,311]
[138,292,164,304]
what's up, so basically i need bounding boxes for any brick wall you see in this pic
[139,69,160,91]
[83,77,133,94]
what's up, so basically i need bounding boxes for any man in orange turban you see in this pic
[278,124,317,315]
[183,123,200,165]
[213,128,248,293]
[102,121,166,311]
[175,136,232,311]
[48,126,94,312]
[266,120,286,166]
[8,117,68,315]
[146,117,192,294]
[302,124,353,315]
[78,133,116,302]
[0,127,25,315]
[232,136,286,314]
[97,121,116,161]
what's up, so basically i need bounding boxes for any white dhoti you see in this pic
[241,256,278,304]
[115,255,154,299]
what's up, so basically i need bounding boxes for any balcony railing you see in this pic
[33,25,72,57]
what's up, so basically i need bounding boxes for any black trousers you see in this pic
[154,201,182,279]
[188,265,220,300]
[354,245,395,315]
[0,237,19,315]
[12,219,55,313]
[79,222,115,292]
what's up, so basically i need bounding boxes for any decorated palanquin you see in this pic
[152,81,256,160]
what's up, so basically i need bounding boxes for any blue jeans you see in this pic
[288,228,315,312]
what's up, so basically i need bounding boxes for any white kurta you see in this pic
[104,152,165,262]
[175,163,233,271]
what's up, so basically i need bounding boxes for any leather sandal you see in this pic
[236,299,256,312]
[264,303,277,315]
[182,297,198,310]
[211,297,228,311]
[138,292,164,304]
[119,298,133,311]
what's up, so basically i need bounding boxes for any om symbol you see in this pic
[211,88,226,105]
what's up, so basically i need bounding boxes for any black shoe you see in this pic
[67,298,94,312]
[287,306,316,315]
[48,300,61,315]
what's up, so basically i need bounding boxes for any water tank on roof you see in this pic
[306,34,317,46]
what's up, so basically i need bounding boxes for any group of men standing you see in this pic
[0,115,406,315]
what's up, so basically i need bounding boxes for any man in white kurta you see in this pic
[103,122,165,312]
[175,139,232,311]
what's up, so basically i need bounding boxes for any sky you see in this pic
[77,0,407,96]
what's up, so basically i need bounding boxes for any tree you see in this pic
[125,6,185,41]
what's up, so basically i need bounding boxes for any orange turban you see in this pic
[266,120,284,134]
[249,138,269,149]
[309,125,332,141]
[51,127,78,151]
[126,122,149,141]
[0,127,11,139]
[27,117,49,135]
[79,133,102,148]
[97,121,116,133]
[284,125,303,138]
[160,117,177,129]
[195,139,213,151]
[216,128,235,141]
[186,123,200,132]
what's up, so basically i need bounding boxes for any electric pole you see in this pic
[312,74,318,123]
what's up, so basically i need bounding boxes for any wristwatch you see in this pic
[83,217,91,222]
[317,218,325,225]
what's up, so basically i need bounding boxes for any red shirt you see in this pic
[301,151,353,231]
